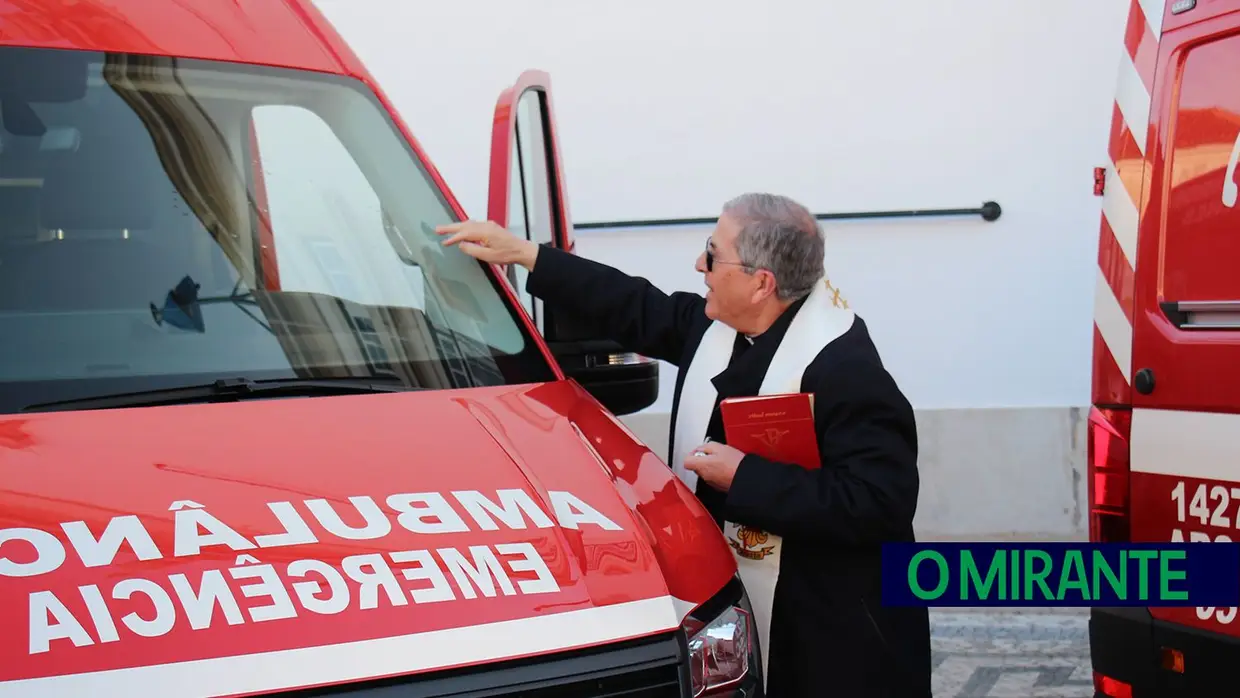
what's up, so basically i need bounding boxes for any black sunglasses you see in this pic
[704,238,752,273]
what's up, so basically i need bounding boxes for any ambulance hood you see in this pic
[0,380,731,696]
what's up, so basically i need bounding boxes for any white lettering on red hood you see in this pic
[2,488,622,656]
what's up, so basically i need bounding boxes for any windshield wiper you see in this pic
[21,376,414,412]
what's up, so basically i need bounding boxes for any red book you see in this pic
[720,392,820,470]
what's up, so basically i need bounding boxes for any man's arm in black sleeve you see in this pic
[524,245,706,365]
[721,357,920,545]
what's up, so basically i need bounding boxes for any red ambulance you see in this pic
[1089,0,1240,695]
[0,1,760,695]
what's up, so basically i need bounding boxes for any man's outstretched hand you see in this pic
[437,220,540,270]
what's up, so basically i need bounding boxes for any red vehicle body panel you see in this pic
[1130,2,1240,635]
[0,0,737,693]
[0,0,348,74]
[1,383,732,693]
[1130,10,1240,417]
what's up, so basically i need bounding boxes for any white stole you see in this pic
[670,276,853,685]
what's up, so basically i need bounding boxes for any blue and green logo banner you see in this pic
[881,543,1240,607]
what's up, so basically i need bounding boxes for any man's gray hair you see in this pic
[721,192,825,301]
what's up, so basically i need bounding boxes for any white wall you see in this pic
[313,0,1131,538]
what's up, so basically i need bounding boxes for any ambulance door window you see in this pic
[509,90,556,334]
[1162,34,1240,311]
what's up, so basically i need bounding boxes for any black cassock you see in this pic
[526,246,932,698]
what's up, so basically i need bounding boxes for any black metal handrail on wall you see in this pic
[573,201,1002,231]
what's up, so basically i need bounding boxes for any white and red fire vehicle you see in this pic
[1089,0,1240,695]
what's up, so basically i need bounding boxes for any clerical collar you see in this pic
[743,295,809,347]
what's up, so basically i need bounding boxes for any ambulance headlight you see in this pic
[682,577,758,697]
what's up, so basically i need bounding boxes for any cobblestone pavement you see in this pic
[931,609,1091,697]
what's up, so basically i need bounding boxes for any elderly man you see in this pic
[437,193,931,698]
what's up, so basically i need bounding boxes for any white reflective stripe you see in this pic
[1094,268,1133,383]
[672,596,699,622]
[0,595,687,698]
[1102,159,1140,268]
[1138,0,1167,39]
[1115,53,1152,156]
[1131,408,1240,480]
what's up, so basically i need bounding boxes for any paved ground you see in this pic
[930,609,1091,697]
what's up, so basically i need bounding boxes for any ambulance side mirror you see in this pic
[486,71,659,415]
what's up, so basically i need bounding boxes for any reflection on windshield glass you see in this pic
[0,48,553,413]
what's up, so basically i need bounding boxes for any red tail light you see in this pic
[1094,671,1133,697]
[1088,407,1132,542]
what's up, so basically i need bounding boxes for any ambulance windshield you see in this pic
[0,48,555,413]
